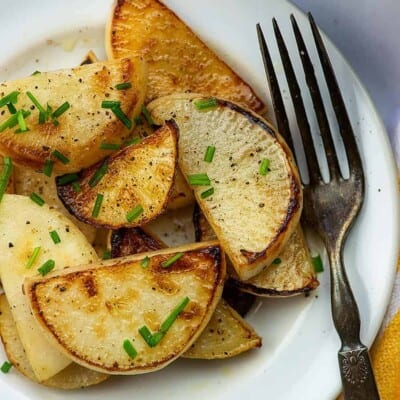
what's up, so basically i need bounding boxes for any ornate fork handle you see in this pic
[328,243,380,399]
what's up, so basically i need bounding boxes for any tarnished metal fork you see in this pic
[257,14,380,399]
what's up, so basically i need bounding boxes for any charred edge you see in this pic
[222,280,255,317]
[110,227,165,258]
[82,273,98,297]
[192,203,203,242]
[240,174,302,264]
[230,277,320,297]
[219,99,275,136]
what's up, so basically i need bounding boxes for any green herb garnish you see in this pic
[6,103,16,114]
[204,146,216,163]
[124,137,141,147]
[31,70,41,76]
[122,339,138,359]
[259,158,270,176]
[126,205,144,223]
[100,142,121,150]
[115,82,132,90]
[0,91,19,108]
[52,101,70,118]
[272,258,282,265]
[57,173,79,186]
[1,361,12,373]
[38,259,55,276]
[43,159,54,177]
[161,252,184,268]
[51,150,70,165]
[194,97,217,111]
[312,254,324,273]
[88,161,108,187]
[0,110,31,133]
[71,181,81,193]
[141,106,154,126]
[101,100,121,109]
[26,91,47,116]
[141,256,150,269]
[188,173,211,186]
[102,249,111,260]
[49,230,61,244]
[0,156,13,203]
[111,105,132,130]
[26,246,41,269]
[30,192,45,206]
[200,187,214,199]
[92,194,104,218]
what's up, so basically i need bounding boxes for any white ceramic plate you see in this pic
[0,1,398,399]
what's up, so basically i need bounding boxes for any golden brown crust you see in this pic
[107,0,265,112]
[25,242,226,374]
[56,122,178,229]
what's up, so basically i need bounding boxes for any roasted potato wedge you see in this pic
[25,242,225,374]
[106,0,265,112]
[0,58,146,172]
[149,94,303,280]
[184,299,261,359]
[14,164,96,244]
[0,294,108,389]
[57,122,178,229]
[0,194,97,381]
[110,225,261,358]
[193,203,318,296]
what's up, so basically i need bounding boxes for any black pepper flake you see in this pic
[8,242,14,248]
[259,203,265,208]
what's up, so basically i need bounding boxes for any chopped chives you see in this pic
[141,256,150,269]
[26,246,41,268]
[111,106,132,130]
[101,100,121,109]
[259,158,270,176]
[312,254,324,273]
[138,325,155,347]
[88,161,108,187]
[102,249,111,260]
[272,258,282,265]
[52,119,60,127]
[38,259,55,276]
[38,111,46,124]
[0,110,31,133]
[100,142,121,150]
[122,339,138,359]
[188,173,211,186]
[126,204,144,223]
[194,97,217,111]
[49,230,61,244]
[57,173,79,186]
[161,252,184,268]
[0,156,13,202]
[159,296,190,334]
[200,187,214,199]
[124,137,141,147]
[43,159,54,177]
[6,103,16,114]
[139,297,190,347]
[16,110,29,132]
[51,150,70,164]
[204,146,216,163]
[92,194,104,218]
[71,181,81,193]
[115,82,132,90]
[1,361,12,373]
[52,101,70,118]
[26,91,47,115]
[30,192,45,206]
[0,91,19,108]
[31,70,41,76]
[141,106,154,126]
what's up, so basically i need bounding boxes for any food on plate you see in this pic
[106,0,265,112]
[148,93,303,280]
[14,164,97,244]
[0,194,97,381]
[0,294,109,389]
[56,121,178,229]
[110,226,261,359]
[0,57,146,172]
[193,204,319,296]
[25,242,226,374]
[184,298,260,359]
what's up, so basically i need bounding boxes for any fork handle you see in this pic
[328,244,380,399]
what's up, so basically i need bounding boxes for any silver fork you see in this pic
[257,14,380,399]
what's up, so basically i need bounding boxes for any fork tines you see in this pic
[256,13,363,184]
